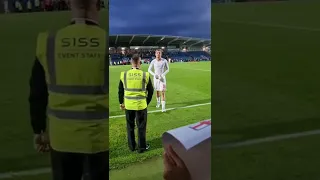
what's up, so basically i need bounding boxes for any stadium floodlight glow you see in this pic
[161,47,165,49]
[121,47,125,50]
[135,47,139,50]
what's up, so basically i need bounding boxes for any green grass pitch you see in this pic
[212,1,320,180]
[0,9,211,180]
[109,63,211,170]
[2,0,320,180]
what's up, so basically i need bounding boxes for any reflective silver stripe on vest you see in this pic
[46,33,108,95]
[48,85,107,94]
[124,96,146,100]
[46,33,108,120]
[123,71,146,91]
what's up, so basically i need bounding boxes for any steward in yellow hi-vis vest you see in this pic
[120,69,149,110]
[28,0,108,180]
[37,22,108,153]
[118,54,154,153]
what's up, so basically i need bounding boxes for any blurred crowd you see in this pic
[109,48,211,65]
[110,48,169,59]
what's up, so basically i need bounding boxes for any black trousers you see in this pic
[50,149,109,180]
[125,108,147,151]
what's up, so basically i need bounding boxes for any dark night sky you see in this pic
[109,0,211,39]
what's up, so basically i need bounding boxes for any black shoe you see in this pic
[129,146,136,152]
[137,144,150,153]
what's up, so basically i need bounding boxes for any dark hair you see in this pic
[132,54,140,64]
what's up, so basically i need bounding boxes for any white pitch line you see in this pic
[0,168,51,179]
[216,19,320,32]
[192,68,211,72]
[1,129,320,178]
[214,129,320,149]
[0,103,211,179]
[175,68,211,72]
[110,102,211,119]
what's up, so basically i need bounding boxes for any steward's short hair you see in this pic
[132,54,140,63]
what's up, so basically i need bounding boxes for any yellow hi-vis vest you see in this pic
[36,24,108,154]
[120,69,149,110]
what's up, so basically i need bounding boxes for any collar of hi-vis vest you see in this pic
[70,18,99,26]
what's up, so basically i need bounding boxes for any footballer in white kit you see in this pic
[148,50,169,112]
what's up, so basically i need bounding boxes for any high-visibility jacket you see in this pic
[36,23,108,154]
[120,69,149,110]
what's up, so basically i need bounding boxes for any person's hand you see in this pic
[160,75,164,82]
[120,104,125,110]
[33,132,50,153]
[155,75,159,79]
[163,145,191,180]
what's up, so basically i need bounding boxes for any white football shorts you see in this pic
[154,76,166,91]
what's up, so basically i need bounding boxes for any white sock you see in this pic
[157,97,161,104]
[161,101,165,109]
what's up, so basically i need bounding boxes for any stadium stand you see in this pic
[109,35,211,65]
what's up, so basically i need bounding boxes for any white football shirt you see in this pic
[148,58,169,77]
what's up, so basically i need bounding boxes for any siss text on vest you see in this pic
[127,72,143,80]
[61,37,100,47]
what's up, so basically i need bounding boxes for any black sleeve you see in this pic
[118,80,124,104]
[28,58,48,134]
[146,76,154,105]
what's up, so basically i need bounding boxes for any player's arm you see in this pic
[162,59,170,76]
[146,76,154,105]
[148,60,155,76]
[29,58,48,134]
